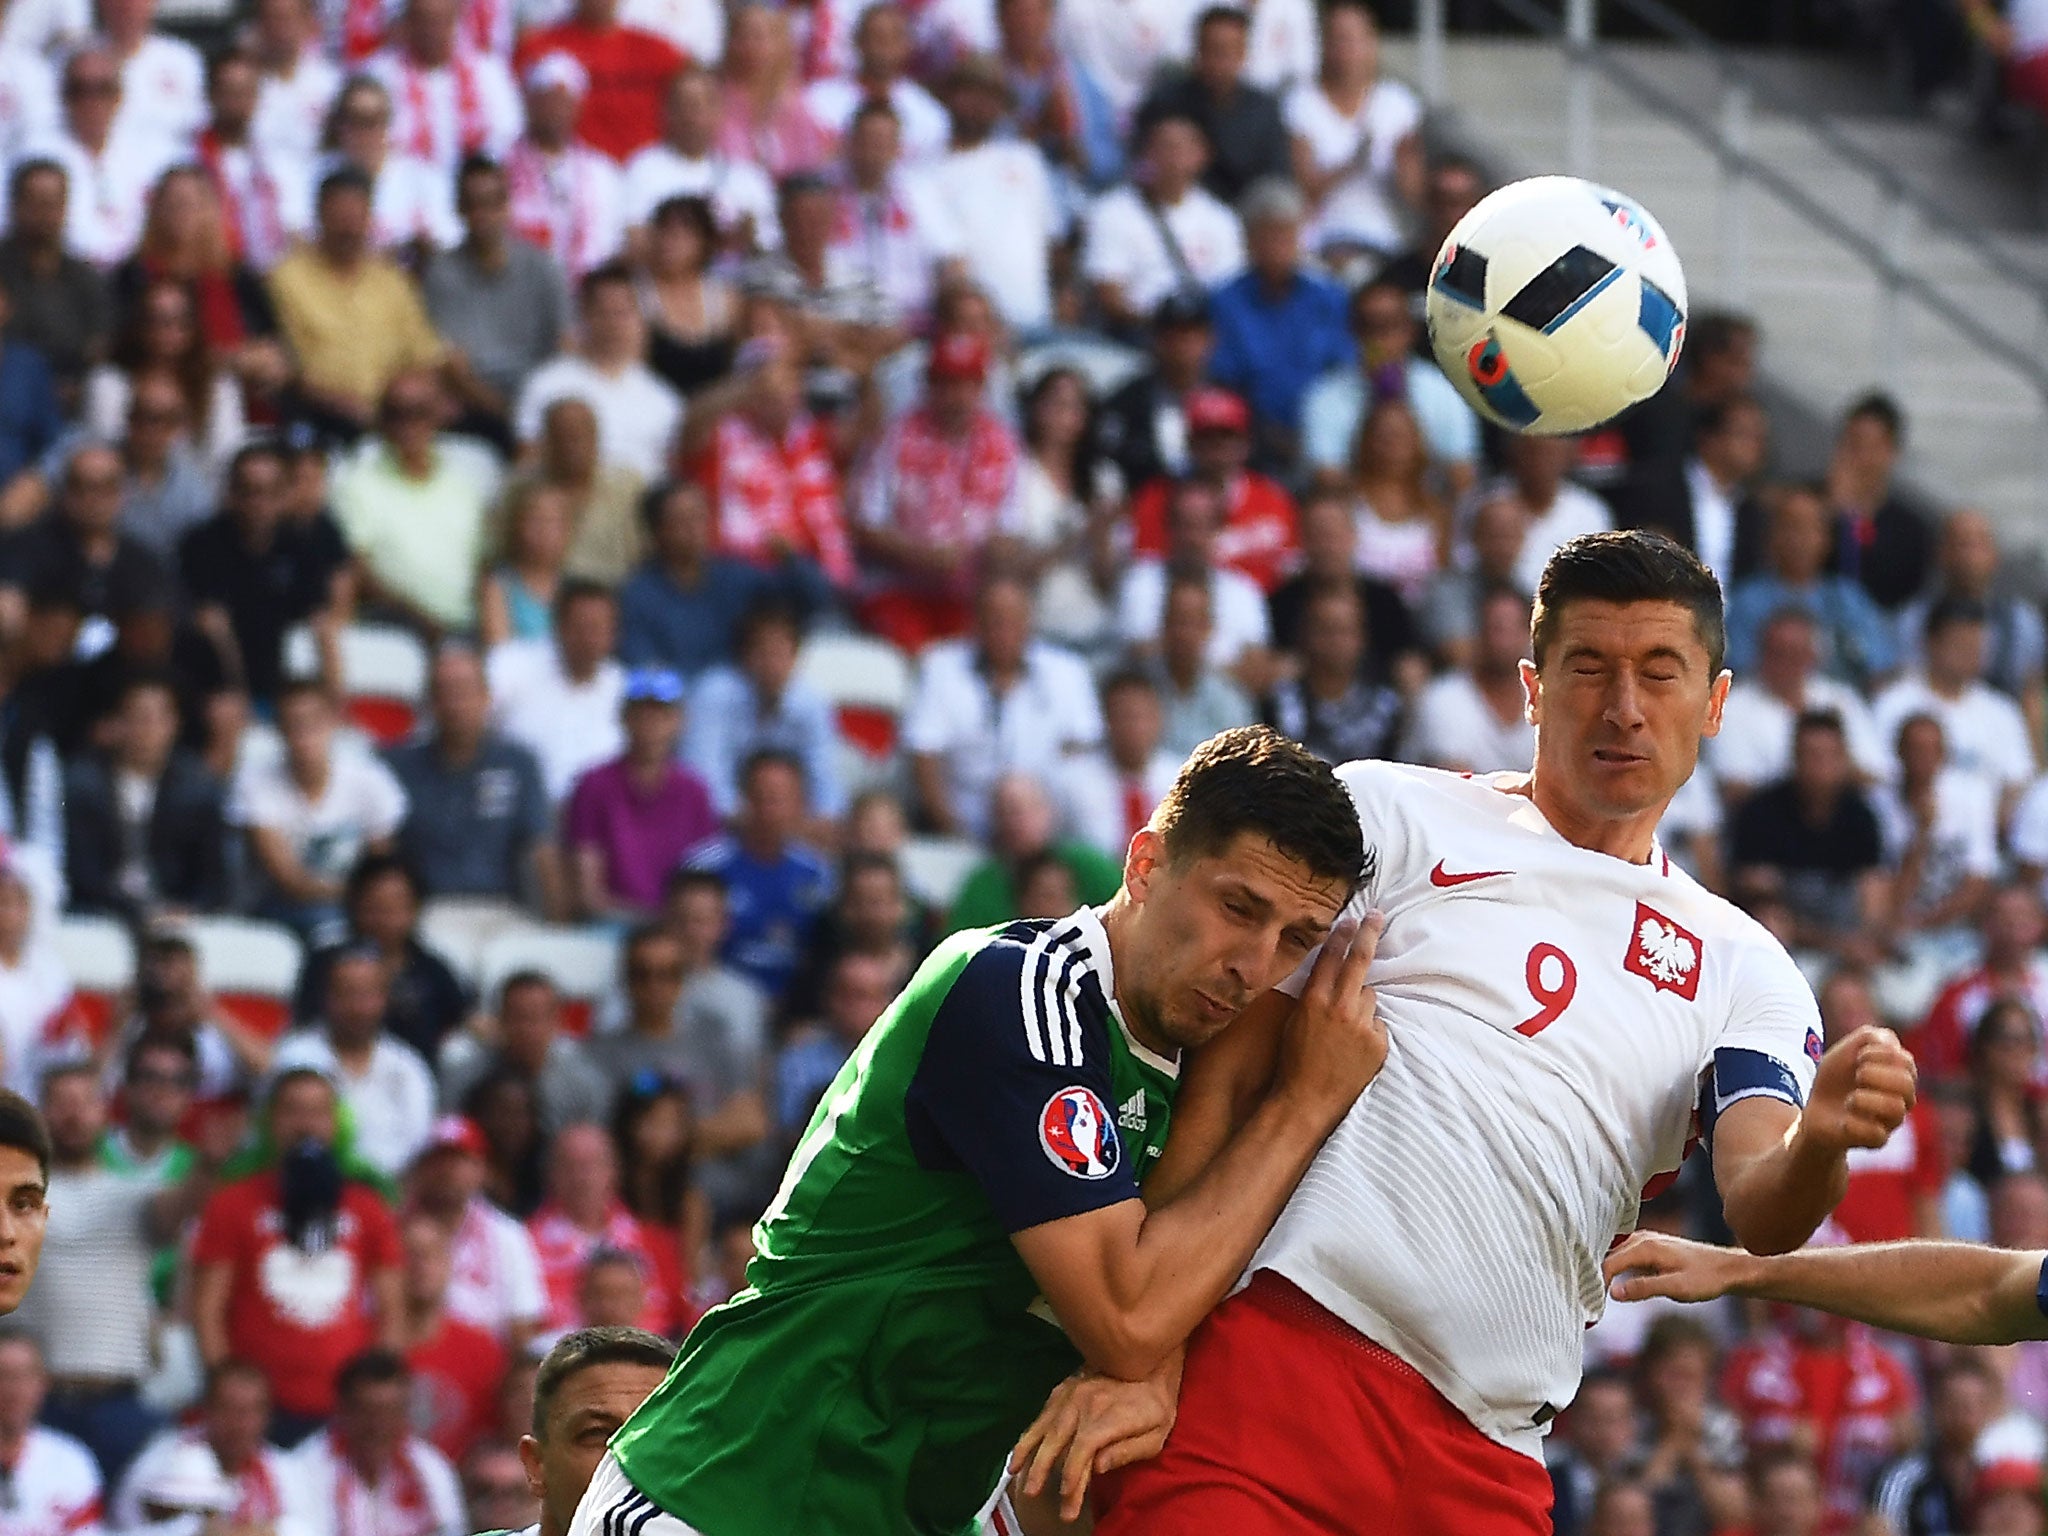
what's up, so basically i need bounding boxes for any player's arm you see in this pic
[1008,918,1384,1383]
[1139,987,1292,1207]
[1604,1230,2048,1345]
[1709,1025,1917,1256]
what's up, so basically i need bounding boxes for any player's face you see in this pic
[0,1152,49,1316]
[521,1362,670,1536]
[1123,829,1348,1051]
[1525,598,1728,826]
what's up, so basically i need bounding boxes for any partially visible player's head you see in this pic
[522,1326,677,1536]
[0,1093,49,1315]
[1111,726,1365,1052]
[1525,530,1729,840]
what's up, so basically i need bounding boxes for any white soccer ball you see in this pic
[1424,174,1689,436]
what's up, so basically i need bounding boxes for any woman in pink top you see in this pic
[717,2,835,179]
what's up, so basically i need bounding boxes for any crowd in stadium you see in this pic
[0,0,2040,1530]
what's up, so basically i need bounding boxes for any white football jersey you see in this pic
[1259,761,1821,1457]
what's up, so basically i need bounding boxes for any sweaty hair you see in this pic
[1152,726,1368,893]
[0,1091,51,1185]
[531,1326,678,1439]
[1531,529,1726,677]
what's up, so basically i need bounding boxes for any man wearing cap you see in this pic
[1207,177,1352,462]
[501,56,626,279]
[513,0,685,163]
[406,1114,547,1355]
[1093,289,1215,492]
[852,329,1022,653]
[561,667,719,922]
[622,66,777,253]
[1125,386,1298,593]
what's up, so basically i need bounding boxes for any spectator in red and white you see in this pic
[822,101,963,331]
[0,863,83,1103]
[0,39,58,165]
[1875,597,2038,821]
[502,54,625,280]
[1489,432,1614,594]
[192,49,306,273]
[314,74,462,254]
[562,667,719,921]
[367,0,523,177]
[192,1067,404,1442]
[680,335,854,609]
[1709,606,1888,807]
[1059,669,1179,863]
[1083,111,1244,335]
[103,0,205,144]
[274,946,438,1179]
[516,264,682,483]
[921,54,1059,337]
[622,65,778,254]
[804,2,950,162]
[1917,882,2048,1083]
[1116,474,1274,684]
[487,579,626,804]
[525,1122,686,1337]
[397,1213,506,1464]
[1968,1415,2048,1536]
[1054,0,1192,127]
[285,1350,466,1536]
[248,0,343,168]
[1284,0,1422,266]
[0,1335,101,1536]
[404,1114,546,1355]
[115,1362,303,1533]
[716,4,834,181]
[852,329,1019,652]
[21,46,175,267]
[1404,584,1536,775]
[1872,712,2000,974]
[1816,967,1946,1245]
[903,570,1102,841]
[514,0,687,165]
[1126,386,1297,593]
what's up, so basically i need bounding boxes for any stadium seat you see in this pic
[53,915,136,1046]
[899,836,984,914]
[281,624,431,746]
[418,898,531,986]
[476,925,621,1036]
[793,633,915,757]
[177,917,304,1040]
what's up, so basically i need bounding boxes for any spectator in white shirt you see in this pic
[20,47,174,267]
[1404,584,1538,774]
[1083,110,1244,334]
[1116,475,1273,686]
[1486,433,1613,594]
[403,1114,547,1353]
[803,2,951,162]
[1896,507,2048,744]
[102,0,205,144]
[488,578,627,803]
[368,0,524,175]
[1283,0,1422,262]
[1873,596,2039,819]
[312,73,463,254]
[231,681,409,944]
[622,64,777,252]
[516,263,683,482]
[1709,605,1888,805]
[903,571,1103,840]
[1055,0,1195,124]
[286,1351,465,1536]
[1871,711,1999,970]
[0,1337,101,1536]
[502,54,626,279]
[115,1363,309,1534]
[0,46,58,165]
[275,948,440,1181]
[923,52,1060,334]
[1060,669,1181,862]
[824,100,963,331]
[249,0,343,167]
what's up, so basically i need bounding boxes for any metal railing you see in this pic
[1411,0,2048,425]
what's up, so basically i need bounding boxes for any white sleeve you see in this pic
[1114,565,1161,648]
[1704,938,1822,1125]
[498,1218,548,1326]
[1081,195,1135,285]
[899,655,958,756]
[360,756,410,839]
[2013,776,2048,866]
[1959,778,2000,878]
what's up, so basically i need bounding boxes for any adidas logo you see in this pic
[1117,1090,1147,1133]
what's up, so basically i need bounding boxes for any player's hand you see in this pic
[1602,1231,1761,1304]
[1275,911,1388,1125]
[1008,1350,1184,1523]
[1800,1025,1917,1155]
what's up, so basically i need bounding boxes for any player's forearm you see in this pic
[1718,1124,1849,1256]
[1733,1243,2048,1344]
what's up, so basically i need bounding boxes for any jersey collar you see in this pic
[1071,904,1181,1081]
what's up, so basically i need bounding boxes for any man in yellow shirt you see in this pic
[270,166,445,434]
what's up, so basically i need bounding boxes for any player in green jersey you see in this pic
[581,726,1386,1536]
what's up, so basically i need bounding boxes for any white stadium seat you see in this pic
[899,836,984,914]
[477,925,621,1035]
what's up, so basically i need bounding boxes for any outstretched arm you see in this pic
[1605,1230,2048,1345]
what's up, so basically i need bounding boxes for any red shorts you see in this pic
[1093,1272,1554,1536]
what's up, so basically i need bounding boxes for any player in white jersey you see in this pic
[1012,530,1918,1534]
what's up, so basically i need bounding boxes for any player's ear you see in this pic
[1123,827,1164,903]
[1701,668,1732,739]
[1519,657,1541,724]
[518,1434,545,1499]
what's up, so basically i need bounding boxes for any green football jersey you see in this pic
[611,908,1178,1536]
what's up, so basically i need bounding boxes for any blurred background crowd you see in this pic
[0,0,2040,1532]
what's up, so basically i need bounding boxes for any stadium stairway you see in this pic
[1382,33,2048,556]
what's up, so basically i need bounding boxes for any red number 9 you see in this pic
[1515,943,1578,1038]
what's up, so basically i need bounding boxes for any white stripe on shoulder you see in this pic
[1015,926,1059,1066]
[1038,918,1090,1068]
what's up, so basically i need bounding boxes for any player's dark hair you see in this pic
[1531,529,1726,676]
[0,1092,51,1186]
[1844,389,1904,447]
[531,1326,677,1439]
[1152,726,1369,893]
[336,1348,409,1401]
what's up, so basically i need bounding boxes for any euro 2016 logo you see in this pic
[1039,1087,1122,1180]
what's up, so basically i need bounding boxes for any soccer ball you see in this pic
[1424,175,1688,436]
